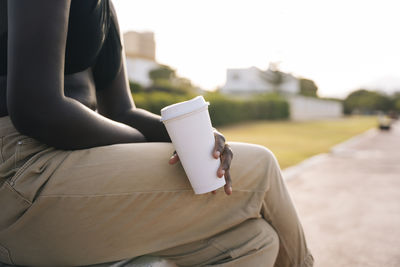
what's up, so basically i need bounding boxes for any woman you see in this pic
[0,0,313,266]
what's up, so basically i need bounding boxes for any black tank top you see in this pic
[0,0,122,90]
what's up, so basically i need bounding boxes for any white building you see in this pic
[123,31,160,87]
[288,95,343,121]
[221,67,299,95]
[221,66,343,120]
[125,58,159,87]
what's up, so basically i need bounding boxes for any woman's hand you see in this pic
[169,129,233,195]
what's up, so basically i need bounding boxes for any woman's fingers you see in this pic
[213,132,226,159]
[222,144,233,167]
[219,144,233,195]
[212,130,234,195]
[224,169,233,195]
[218,144,233,174]
[169,152,179,165]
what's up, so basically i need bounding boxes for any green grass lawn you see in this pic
[219,116,377,169]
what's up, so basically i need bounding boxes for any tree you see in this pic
[392,91,400,112]
[147,64,196,95]
[129,81,144,94]
[394,99,400,111]
[264,63,285,93]
[149,65,176,83]
[299,78,318,97]
[344,89,393,114]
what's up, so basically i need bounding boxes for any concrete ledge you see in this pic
[115,256,176,267]
[93,256,177,267]
[0,256,177,267]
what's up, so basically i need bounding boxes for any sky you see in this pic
[113,0,400,98]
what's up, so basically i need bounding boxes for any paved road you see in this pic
[285,122,400,267]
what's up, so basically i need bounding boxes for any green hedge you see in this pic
[205,92,289,126]
[132,92,289,126]
[132,92,194,115]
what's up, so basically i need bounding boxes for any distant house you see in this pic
[221,66,343,120]
[287,95,343,121]
[221,66,299,95]
[123,31,159,87]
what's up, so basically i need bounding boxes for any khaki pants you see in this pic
[0,116,313,267]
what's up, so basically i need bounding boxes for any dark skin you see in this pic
[3,0,233,194]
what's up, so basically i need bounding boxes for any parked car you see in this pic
[378,114,392,130]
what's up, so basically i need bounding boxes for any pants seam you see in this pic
[0,243,14,265]
[39,190,194,198]
[261,175,295,267]
[9,148,54,186]
[4,181,32,205]
[0,136,4,163]
[38,189,267,198]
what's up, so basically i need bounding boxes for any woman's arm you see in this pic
[95,4,170,143]
[95,50,170,143]
[7,0,145,150]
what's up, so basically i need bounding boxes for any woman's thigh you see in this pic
[1,142,277,266]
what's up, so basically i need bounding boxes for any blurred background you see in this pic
[111,1,400,266]
[114,0,400,98]
[113,0,399,168]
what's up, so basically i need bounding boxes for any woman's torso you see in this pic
[0,0,121,117]
[0,70,98,117]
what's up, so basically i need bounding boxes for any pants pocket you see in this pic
[0,182,31,232]
[14,137,47,169]
[0,182,31,264]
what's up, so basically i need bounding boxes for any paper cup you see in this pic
[161,96,225,194]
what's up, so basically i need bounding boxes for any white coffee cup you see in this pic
[161,96,225,194]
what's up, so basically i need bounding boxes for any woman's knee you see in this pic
[230,142,279,169]
[229,142,281,191]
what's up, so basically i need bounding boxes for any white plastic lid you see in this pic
[160,96,209,121]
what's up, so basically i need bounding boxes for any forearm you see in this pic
[12,98,145,150]
[114,108,171,143]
